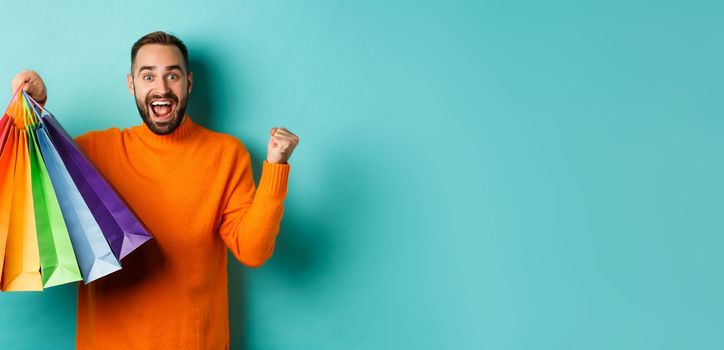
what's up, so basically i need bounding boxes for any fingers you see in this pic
[11,70,35,91]
[269,127,300,149]
[11,71,29,93]
[11,70,47,104]
[267,126,300,163]
[270,127,299,141]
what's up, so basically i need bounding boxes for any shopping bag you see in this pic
[0,127,18,286]
[0,115,11,152]
[28,120,83,288]
[31,98,152,260]
[1,87,23,152]
[0,93,23,286]
[1,127,43,291]
[36,123,121,284]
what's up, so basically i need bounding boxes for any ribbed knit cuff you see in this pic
[257,160,290,198]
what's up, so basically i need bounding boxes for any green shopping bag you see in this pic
[28,122,82,288]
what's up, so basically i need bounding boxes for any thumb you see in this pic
[270,127,278,136]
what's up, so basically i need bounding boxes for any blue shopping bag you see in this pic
[36,124,121,284]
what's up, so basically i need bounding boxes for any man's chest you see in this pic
[92,150,232,245]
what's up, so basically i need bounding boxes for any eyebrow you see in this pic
[137,65,184,74]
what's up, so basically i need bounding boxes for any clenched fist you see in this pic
[11,70,47,105]
[267,127,299,164]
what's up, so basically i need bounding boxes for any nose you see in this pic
[154,77,171,95]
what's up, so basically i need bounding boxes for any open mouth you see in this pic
[149,99,177,122]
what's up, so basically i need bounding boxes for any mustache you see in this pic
[145,92,179,104]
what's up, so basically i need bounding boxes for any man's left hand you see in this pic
[267,127,299,164]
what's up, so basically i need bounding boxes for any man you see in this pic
[11,31,299,349]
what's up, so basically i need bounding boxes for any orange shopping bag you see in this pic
[1,108,42,291]
[0,114,11,152]
[0,125,18,284]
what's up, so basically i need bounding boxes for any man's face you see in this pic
[127,44,192,135]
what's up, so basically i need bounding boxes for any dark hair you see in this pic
[131,31,190,74]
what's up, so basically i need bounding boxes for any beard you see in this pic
[133,86,188,135]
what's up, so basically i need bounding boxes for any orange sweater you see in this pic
[72,115,289,349]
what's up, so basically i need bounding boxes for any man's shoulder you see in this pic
[196,126,250,154]
[73,127,123,152]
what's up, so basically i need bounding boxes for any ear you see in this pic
[187,71,193,94]
[127,73,135,96]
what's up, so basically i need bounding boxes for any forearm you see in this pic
[224,161,290,267]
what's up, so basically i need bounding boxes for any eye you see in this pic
[143,75,153,81]
[167,73,179,80]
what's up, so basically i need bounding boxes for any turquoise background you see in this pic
[1,1,723,349]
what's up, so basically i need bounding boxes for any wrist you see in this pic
[266,159,288,164]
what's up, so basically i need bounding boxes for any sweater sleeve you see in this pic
[74,132,95,155]
[218,141,290,268]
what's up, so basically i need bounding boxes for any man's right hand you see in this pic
[11,70,47,106]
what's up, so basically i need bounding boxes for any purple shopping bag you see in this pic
[27,96,152,260]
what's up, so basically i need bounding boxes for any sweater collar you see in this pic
[134,114,197,145]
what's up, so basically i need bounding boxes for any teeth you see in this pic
[151,101,172,106]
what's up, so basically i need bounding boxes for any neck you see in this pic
[136,114,196,146]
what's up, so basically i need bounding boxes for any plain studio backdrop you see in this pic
[1,1,722,349]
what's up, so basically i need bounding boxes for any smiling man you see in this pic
[11,31,299,349]
[130,41,190,135]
